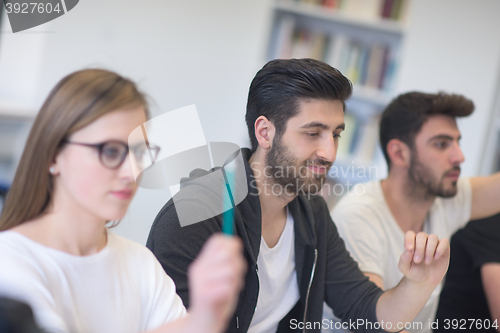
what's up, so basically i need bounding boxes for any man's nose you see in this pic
[451,141,465,165]
[316,135,337,163]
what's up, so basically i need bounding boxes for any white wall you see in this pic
[396,0,500,176]
[1,0,499,244]
[0,0,273,244]
[1,0,273,146]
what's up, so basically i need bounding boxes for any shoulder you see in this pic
[0,231,51,306]
[332,181,385,222]
[0,230,22,249]
[432,177,473,231]
[457,215,500,249]
[457,176,472,192]
[452,215,500,266]
[334,181,381,209]
[0,231,42,268]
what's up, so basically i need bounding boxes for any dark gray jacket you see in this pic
[147,148,385,333]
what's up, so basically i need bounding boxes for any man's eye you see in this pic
[333,133,342,139]
[435,141,449,149]
[306,132,319,137]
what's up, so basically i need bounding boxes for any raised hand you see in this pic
[188,234,246,333]
[398,231,450,287]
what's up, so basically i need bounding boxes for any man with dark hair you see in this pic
[332,91,500,333]
[147,60,451,333]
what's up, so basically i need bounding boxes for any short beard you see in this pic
[408,150,459,199]
[265,134,331,197]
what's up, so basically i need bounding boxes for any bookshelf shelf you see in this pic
[266,0,407,185]
[351,85,392,106]
[274,1,405,36]
[268,1,405,101]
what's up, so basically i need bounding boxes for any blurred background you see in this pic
[0,0,499,244]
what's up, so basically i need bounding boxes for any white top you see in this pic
[249,208,300,333]
[329,177,472,333]
[0,230,186,333]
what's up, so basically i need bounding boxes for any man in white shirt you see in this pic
[331,92,500,333]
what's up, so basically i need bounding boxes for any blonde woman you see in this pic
[0,69,245,333]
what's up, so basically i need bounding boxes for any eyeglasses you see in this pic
[65,140,160,170]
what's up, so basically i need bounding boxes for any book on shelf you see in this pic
[381,0,408,21]
[277,23,331,61]
[352,116,380,163]
[283,0,408,22]
[275,15,296,58]
[336,114,381,164]
[365,44,385,89]
[344,42,361,83]
[275,20,397,94]
[342,0,384,20]
[334,41,396,92]
[325,34,347,69]
[336,113,358,159]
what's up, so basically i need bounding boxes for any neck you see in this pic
[249,152,294,247]
[381,172,435,233]
[12,187,108,256]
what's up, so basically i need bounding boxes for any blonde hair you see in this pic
[0,69,148,231]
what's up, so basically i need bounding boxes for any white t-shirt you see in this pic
[249,208,300,333]
[327,177,472,333]
[0,230,186,333]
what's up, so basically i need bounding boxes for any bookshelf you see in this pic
[0,101,34,192]
[266,0,409,186]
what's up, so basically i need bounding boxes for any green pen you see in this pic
[222,166,235,236]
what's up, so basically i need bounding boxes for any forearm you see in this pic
[376,277,437,332]
[481,264,500,332]
[470,172,500,220]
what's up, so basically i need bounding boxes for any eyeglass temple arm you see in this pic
[140,124,155,164]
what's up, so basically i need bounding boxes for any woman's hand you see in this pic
[187,234,247,333]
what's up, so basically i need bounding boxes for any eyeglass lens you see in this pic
[100,142,128,168]
[99,141,159,170]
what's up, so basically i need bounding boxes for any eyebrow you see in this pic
[428,134,461,142]
[300,122,345,130]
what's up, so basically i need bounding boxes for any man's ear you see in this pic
[387,139,411,169]
[254,116,276,150]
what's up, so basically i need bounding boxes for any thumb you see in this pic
[398,246,413,275]
[398,230,415,274]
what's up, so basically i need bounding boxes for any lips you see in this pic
[308,165,328,174]
[446,170,460,179]
[111,189,133,200]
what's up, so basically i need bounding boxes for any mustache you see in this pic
[444,166,461,176]
[305,159,333,168]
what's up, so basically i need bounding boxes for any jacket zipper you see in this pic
[303,249,318,333]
